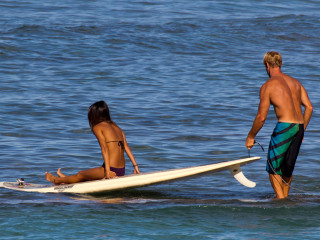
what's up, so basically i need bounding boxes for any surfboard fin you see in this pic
[17,178,25,186]
[229,164,256,188]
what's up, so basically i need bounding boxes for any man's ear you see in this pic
[266,62,270,68]
[265,62,271,77]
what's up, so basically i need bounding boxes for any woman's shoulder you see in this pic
[94,121,123,134]
[92,121,110,132]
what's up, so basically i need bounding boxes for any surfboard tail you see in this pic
[229,164,256,188]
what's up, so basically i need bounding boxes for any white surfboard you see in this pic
[0,157,260,194]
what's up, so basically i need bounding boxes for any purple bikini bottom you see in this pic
[101,163,125,176]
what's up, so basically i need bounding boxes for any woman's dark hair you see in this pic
[88,101,113,130]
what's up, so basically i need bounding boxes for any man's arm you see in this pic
[301,85,313,131]
[246,84,270,149]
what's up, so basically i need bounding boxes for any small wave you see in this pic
[168,135,212,142]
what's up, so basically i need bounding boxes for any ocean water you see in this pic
[1,0,319,239]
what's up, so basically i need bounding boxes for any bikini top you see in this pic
[106,140,124,150]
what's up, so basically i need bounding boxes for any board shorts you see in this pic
[101,163,125,177]
[267,122,304,177]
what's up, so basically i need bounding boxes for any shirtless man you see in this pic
[245,51,313,199]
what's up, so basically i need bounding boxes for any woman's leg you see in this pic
[46,167,105,185]
[57,168,67,177]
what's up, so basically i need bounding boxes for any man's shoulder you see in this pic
[283,73,302,85]
[259,81,273,97]
[262,78,278,89]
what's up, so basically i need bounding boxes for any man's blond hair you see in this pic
[263,51,282,68]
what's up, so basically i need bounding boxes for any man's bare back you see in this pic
[263,73,304,124]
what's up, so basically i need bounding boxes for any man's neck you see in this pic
[269,67,282,77]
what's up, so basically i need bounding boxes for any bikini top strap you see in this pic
[106,140,124,149]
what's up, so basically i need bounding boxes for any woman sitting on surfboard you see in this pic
[45,101,140,185]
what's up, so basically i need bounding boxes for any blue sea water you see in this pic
[1,0,320,239]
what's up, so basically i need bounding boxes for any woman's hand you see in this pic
[104,171,117,179]
[133,165,140,174]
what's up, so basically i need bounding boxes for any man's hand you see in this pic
[245,136,255,150]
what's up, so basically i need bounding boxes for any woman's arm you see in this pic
[122,131,140,174]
